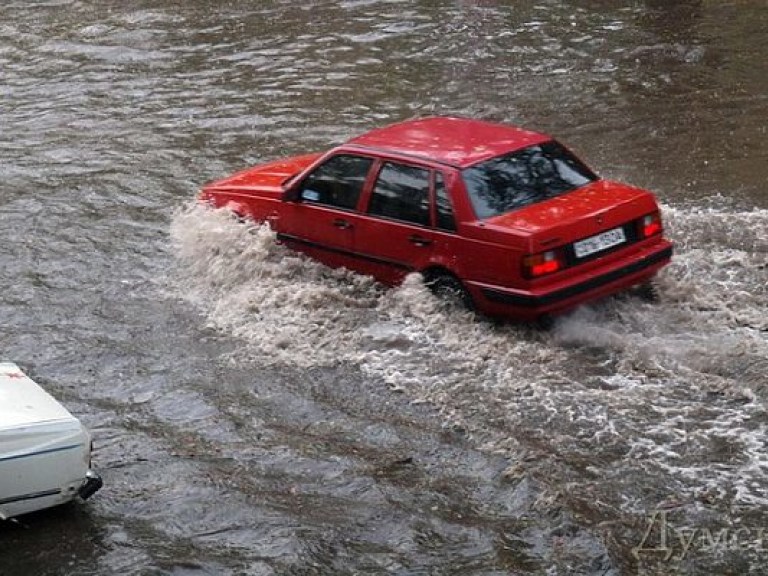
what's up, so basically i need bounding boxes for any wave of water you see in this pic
[169,201,768,566]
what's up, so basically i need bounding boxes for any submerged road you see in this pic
[1,2,767,574]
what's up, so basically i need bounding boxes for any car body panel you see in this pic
[278,201,358,268]
[350,213,436,284]
[346,116,550,168]
[469,240,673,320]
[210,153,322,192]
[485,180,653,233]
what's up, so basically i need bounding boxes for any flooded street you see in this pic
[1,1,767,574]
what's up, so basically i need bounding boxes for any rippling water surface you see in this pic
[1,2,767,575]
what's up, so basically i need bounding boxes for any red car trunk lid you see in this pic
[485,180,658,250]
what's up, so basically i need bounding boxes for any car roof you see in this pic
[344,116,551,169]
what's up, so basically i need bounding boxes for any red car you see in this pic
[200,117,673,323]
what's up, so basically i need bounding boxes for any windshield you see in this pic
[462,140,598,219]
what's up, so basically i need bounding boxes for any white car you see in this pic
[0,362,102,520]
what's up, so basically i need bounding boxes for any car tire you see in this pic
[534,314,555,330]
[426,272,475,312]
[636,281,659,302]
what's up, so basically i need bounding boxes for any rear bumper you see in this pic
[0,468,103,519]
[472,242,673,318]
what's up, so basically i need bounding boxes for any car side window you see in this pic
[368,162,430,226]
[434,172,456,232]
[299,154,373,210]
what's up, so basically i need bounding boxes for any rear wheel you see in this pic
[425,272,475,312]
[534,313,555,331]
[636,281,659,302]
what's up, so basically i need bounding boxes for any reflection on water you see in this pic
[1,1,767,574]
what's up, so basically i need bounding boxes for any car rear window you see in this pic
[462,140,597,219]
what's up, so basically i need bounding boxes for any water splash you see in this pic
[169,201,768,558]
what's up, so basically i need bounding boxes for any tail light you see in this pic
[522,250,564,278]
[640,212,662,238]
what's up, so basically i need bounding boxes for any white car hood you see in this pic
[0,362,79,432]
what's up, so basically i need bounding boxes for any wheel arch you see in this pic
[420,264,461,284]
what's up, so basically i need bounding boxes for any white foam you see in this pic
[169,201,768,509]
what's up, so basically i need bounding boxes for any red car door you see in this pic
[353,161,444,285]
[278,154,374,269]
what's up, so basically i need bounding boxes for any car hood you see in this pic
[204,153,322,193]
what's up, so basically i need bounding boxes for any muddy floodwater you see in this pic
[1,1,767,574]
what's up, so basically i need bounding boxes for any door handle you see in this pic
[408,234,432,247]
[333,218,352,229]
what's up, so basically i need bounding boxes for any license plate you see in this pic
[573,227,626,258]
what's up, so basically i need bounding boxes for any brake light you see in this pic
[641,212,662,238]
[523,250,563,278]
